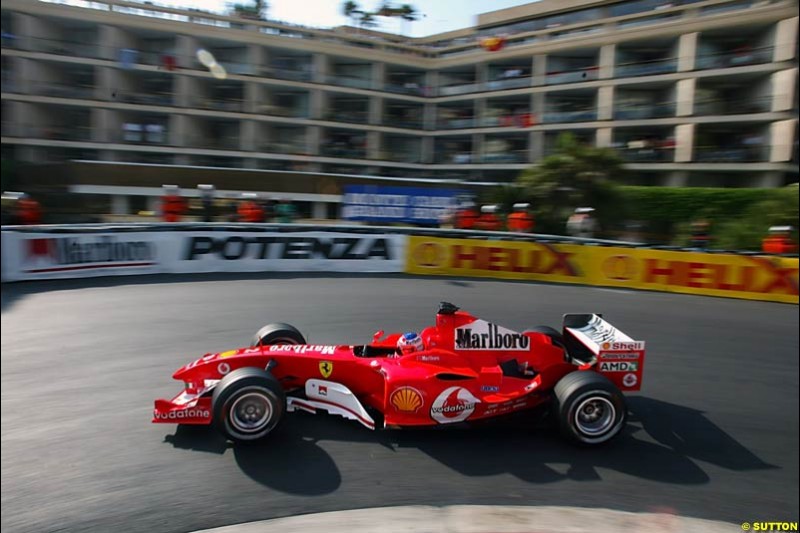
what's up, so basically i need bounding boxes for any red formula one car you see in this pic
[153,303,645,446]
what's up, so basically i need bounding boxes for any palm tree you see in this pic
[359,11,378,29]
[342,1,362,26]
[399,4,418,35]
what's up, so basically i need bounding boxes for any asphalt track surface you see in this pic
[1,274,798,533]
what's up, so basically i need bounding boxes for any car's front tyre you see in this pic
[212,367,285,443]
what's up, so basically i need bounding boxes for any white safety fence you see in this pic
[1,230,407,281]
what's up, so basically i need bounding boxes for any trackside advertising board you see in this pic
[405,235,590,286]
[341,185,461,225]
[2,231,167,281]
[405,236,799,304]
[588,247,798,304]
[1,231,407,280]
[170,231,407,273]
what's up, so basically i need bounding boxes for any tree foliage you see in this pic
[515,133,625,234]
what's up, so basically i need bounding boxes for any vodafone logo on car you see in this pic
[154,409,210,420]
[430,386,480,424]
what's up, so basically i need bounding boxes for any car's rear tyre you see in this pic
[525,325,565,348]
[212,367,286,443]
[554,371,626,446]
[251,322,306,347]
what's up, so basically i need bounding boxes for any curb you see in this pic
[192,505,743,533]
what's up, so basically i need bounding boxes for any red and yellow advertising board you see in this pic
[405,236,799,304]
[406,236,590,285]
[587,247,798,304]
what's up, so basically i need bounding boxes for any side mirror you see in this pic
[372,330,385,343]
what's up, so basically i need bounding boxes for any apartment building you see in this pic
[1,0,798,189]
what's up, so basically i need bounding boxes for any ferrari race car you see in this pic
[153,302,645,446]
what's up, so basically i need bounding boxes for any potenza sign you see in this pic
[174,232,406,273]
[455,319,530,351]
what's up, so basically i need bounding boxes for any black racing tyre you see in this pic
[251,322,306,347]
[212,367,286,443]
[525,325,565,348]
[554,371,626,446]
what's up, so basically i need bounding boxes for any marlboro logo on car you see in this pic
[455,319,530,351]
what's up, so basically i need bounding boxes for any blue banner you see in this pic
[342,185,461,224]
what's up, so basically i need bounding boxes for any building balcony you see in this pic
[616,146,675,162]
[693,145,770,162]
[695,46,774,70]
[32,81,96,100]
[480,149,529,163]
[542,109,598,123]
[326,75,373,90]
[438,117,477,129]
[116,90,175,107]
[486,76,532,91]
[614,102,675,120]
[694,96,773,116]
[1,122,92,141]
[545,67,598,85]
[615,58,678,78]
[438,82,481,96]
[320,145,367,159]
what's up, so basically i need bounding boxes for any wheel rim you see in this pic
[230,391,273,433]
[574,396,616,437]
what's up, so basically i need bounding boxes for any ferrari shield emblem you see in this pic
[319,361,333,378]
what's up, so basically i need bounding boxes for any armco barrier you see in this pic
[2,225,797,304]
[405,236,799,304]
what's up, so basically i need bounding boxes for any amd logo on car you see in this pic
[455,319,530,351]
[598,361,639,372]
[184,236,392,261]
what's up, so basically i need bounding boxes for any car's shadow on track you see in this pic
[163,396,775,496]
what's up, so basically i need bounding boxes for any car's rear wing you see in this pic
[562,314,645,391]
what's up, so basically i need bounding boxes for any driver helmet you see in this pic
[397,332,424,355]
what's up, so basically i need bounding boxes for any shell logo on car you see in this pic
[390,387,424,412]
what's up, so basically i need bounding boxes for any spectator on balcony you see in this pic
[508,203,535,233]
[161,185,187,223]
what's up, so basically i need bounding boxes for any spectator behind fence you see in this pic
[237,193,265,223]
[16,193,43,225]
[275,198,297,223]
[762,226,797,255]
[198,184,215,222]
[507,203,535,233]
[566,207,597,238]
[454,201,479,230]
[689,218,711,249]
[161,185,187,222]
[475,205,503,231]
